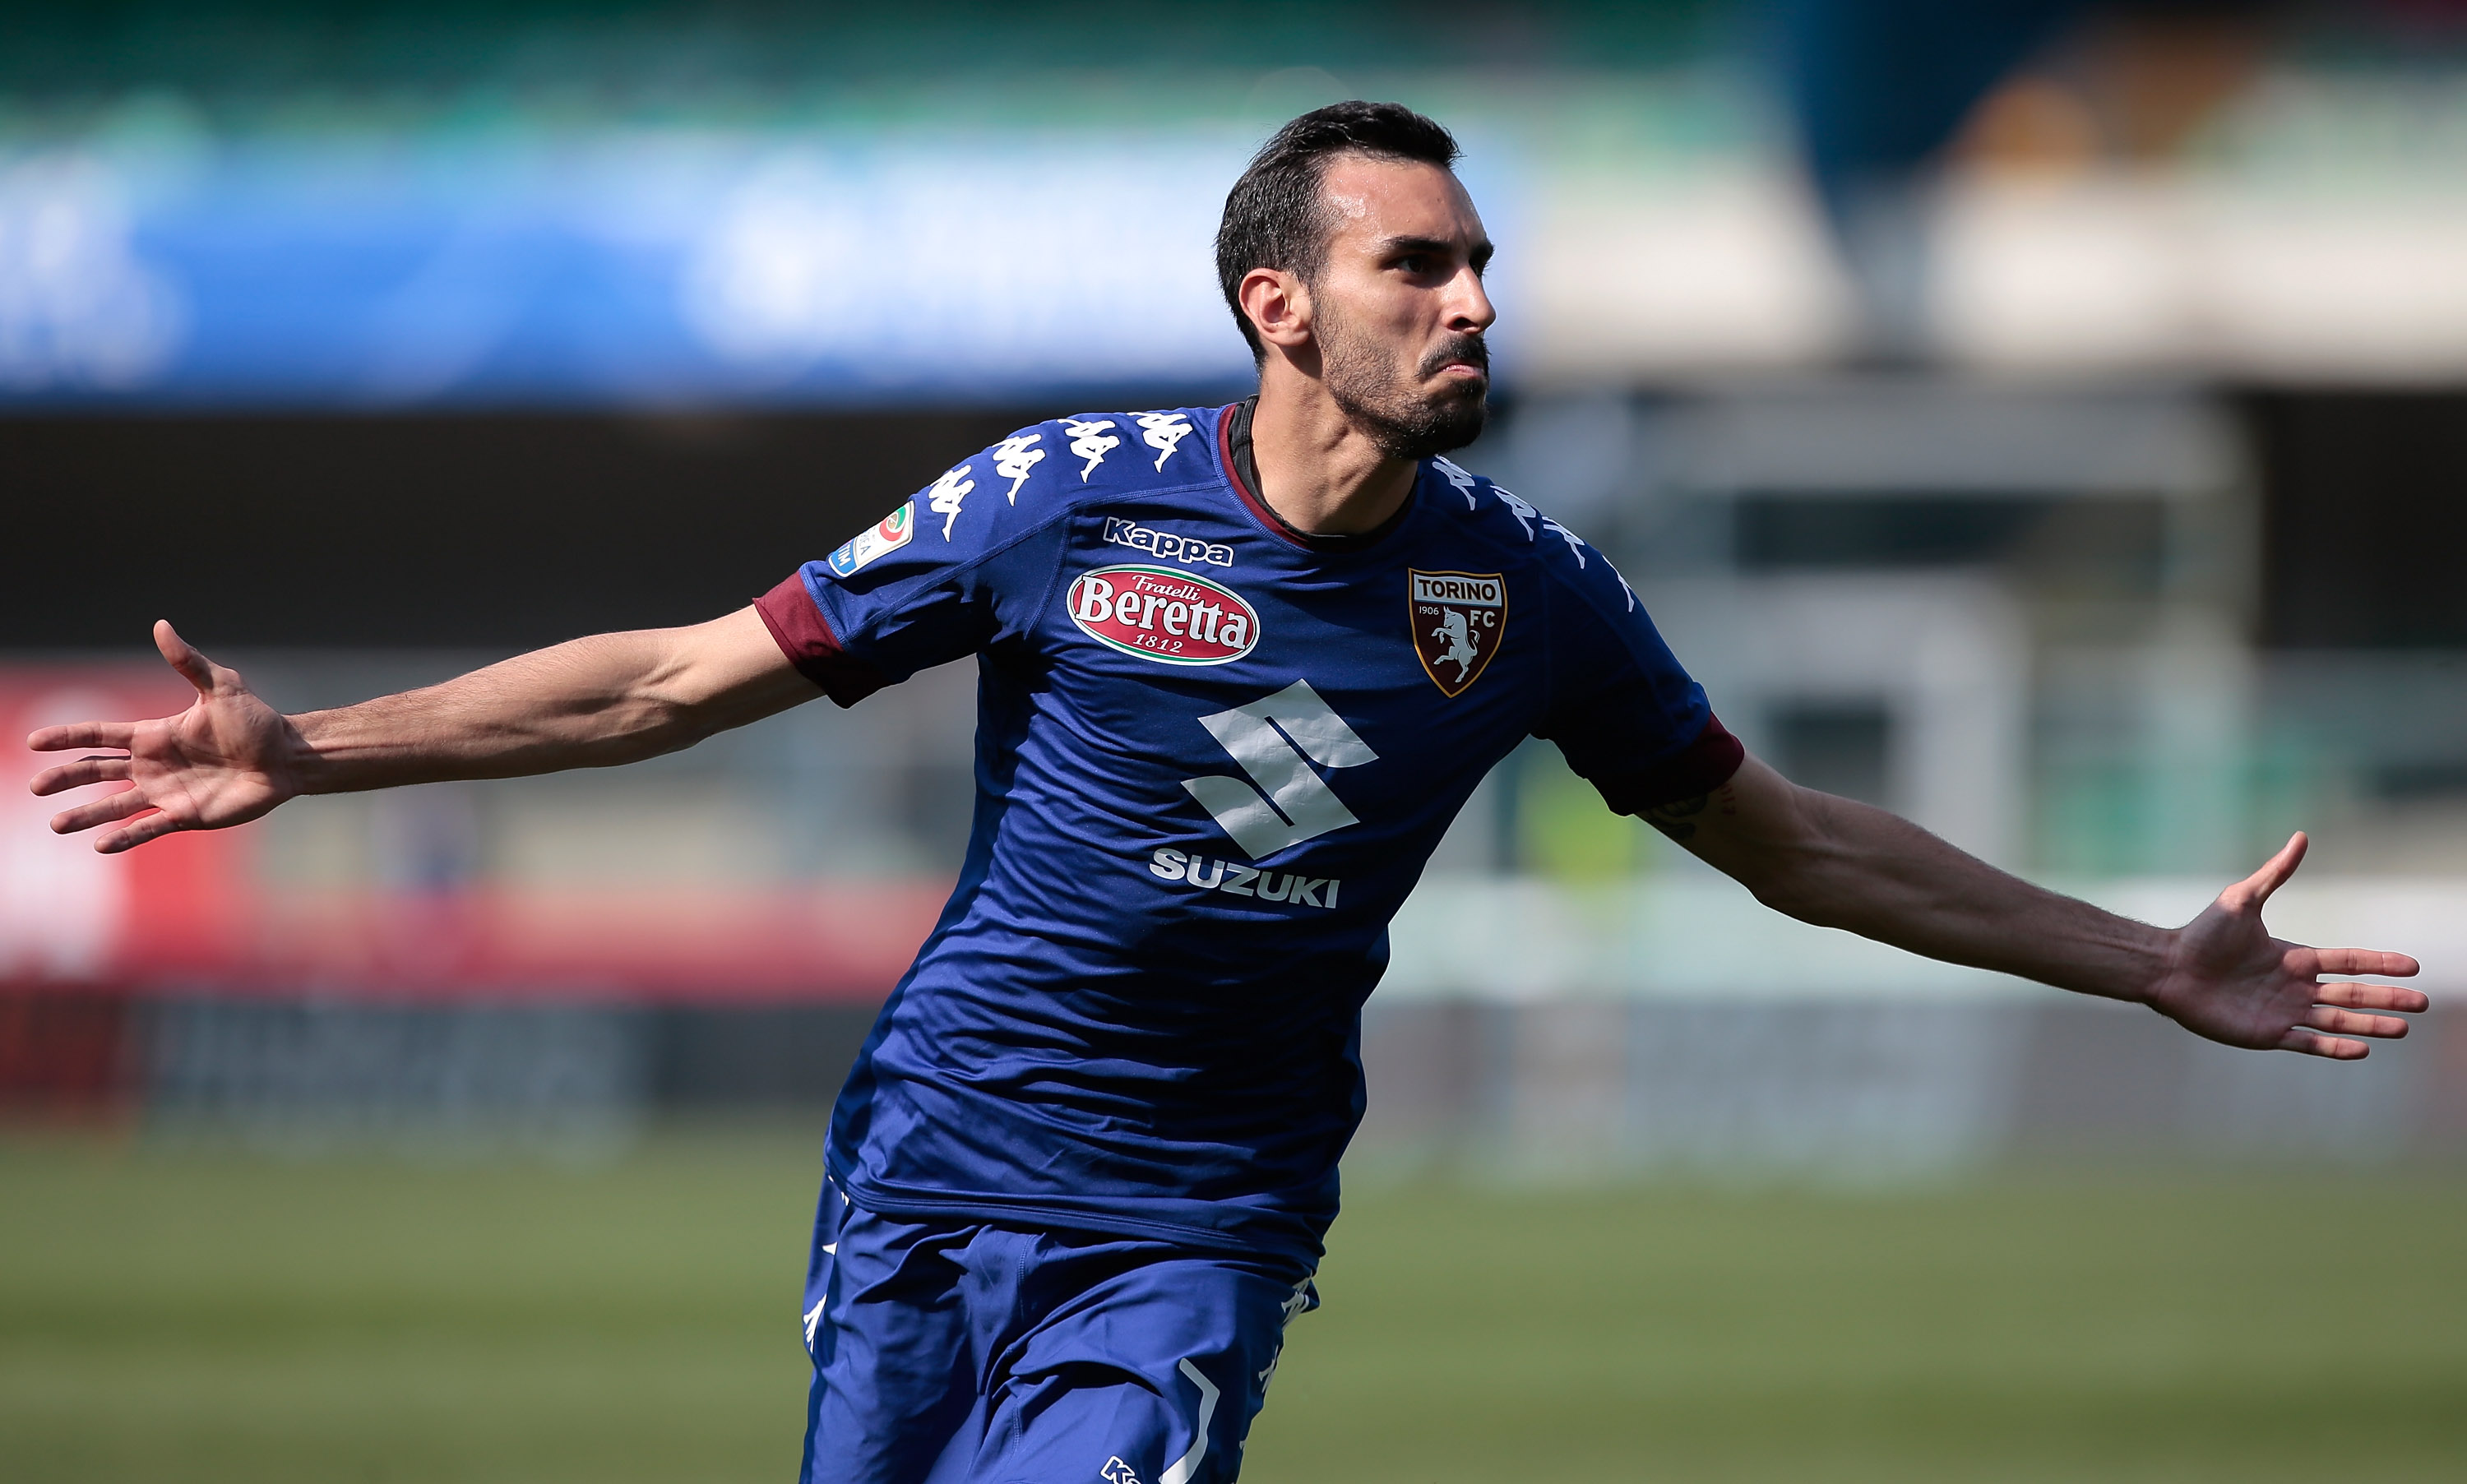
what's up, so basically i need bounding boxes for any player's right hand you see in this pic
[26,620,304,854]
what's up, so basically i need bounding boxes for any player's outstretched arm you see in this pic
[29,610,814,854]
[1647,754,2426,1059]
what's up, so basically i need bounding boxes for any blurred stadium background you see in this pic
[5,2,2465,1479]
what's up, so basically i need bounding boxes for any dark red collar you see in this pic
[1216,399,1415,553]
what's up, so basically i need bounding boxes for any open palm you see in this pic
[2150,834,2426,1059]
[27,622,303,854]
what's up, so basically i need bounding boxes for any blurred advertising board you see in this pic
[0,132,1266,408]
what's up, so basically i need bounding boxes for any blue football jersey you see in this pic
[757,402,1740,1260]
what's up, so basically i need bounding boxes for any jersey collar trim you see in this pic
[1215,400,1418,557]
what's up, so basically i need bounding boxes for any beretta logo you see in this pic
[1409,569,1506,697]
[1068,564,1259,666]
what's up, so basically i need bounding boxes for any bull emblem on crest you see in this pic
[1409,570,1507,699]
[1430,608,1483,682]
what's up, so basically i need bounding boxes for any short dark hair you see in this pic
[1215,101,1463,362]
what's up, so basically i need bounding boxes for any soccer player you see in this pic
[29,104,2425,1484]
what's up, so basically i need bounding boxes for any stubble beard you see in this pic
[1316,302,1489,461]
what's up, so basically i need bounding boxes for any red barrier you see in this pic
[5,665,935,1003]
[0,991,136,1121]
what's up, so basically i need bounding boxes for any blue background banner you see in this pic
[0,127,1323,406]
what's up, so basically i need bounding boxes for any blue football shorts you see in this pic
[797,1175,1320,1484]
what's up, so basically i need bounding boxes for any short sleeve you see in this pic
[1532,557,1743,814]
[757,426,1067,706]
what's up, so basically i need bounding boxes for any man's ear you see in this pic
[1239,267,1313,354]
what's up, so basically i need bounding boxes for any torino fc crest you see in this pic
[1409,570,1505,697]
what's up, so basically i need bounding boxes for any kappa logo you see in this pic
[1134,411,1194,470]
[926,464,974,539]
[1179,677,1375,858]
[1261,1283,1312,1396]
[1495,485,1539,539]
[826,502,915,578]
[1544,513,1588,566]
[1102,516,1234,568]
[1070,565,1257,665]
[1410,570,1506,698]
[992,433,1044,504]
[1063,418,1121,479]
[1481,481,1599,574]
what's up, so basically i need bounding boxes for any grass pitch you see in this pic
[3,1130,2463,1482]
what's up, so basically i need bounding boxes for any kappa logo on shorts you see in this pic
[1068,565,1258,666]
[826,502,915,579]
[1409,570,1506,697]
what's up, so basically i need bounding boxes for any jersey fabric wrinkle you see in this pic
[755,402,1742,1264]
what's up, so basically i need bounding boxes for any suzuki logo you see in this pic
[1181,679,1377,859]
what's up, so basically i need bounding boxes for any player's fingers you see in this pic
[2312,947,2422,978]
[2314,980,2431,1014]
[95,810,186,854]
[26,721,136,754]
[48,786,158,834]
[2276,1026,2369,1060]
[2223,833,2307,912]
[2303,1004,2409,1040]
[29,756,133,796]
[155,620,219,696]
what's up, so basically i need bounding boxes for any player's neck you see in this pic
[1249,371,1419,537]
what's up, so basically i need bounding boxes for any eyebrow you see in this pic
[1380,233,1494,269]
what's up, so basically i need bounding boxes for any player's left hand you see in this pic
[2149,833,2427,1058]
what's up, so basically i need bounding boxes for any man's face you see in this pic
[1306,155,1497,460]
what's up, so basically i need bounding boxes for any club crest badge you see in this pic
[826,502,914,579]
[1409,570,1506,697]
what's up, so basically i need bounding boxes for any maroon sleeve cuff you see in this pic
[1595,714,1746,815]
[755,574,888,708]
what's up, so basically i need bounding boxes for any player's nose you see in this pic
[1446,266,1497,335]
